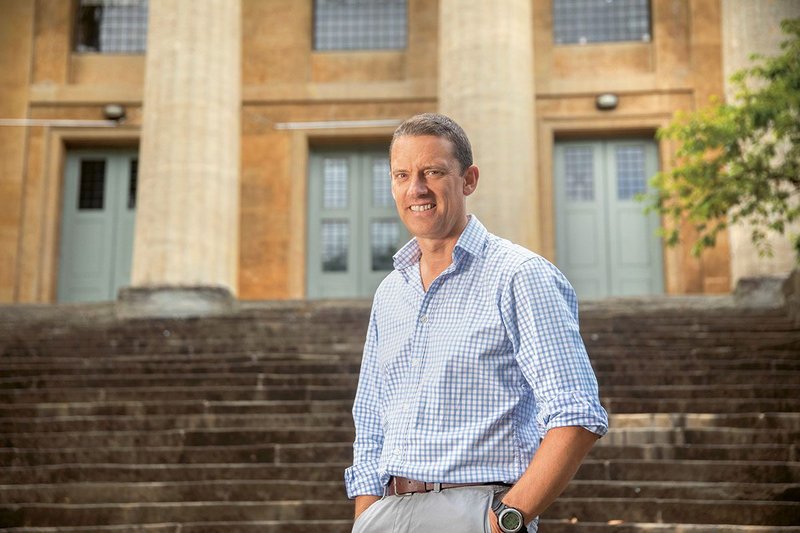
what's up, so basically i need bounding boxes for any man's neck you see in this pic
[416,217,469,290]
[419,239,456,272]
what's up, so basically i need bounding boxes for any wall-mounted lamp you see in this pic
[102,104,126,121]
[595,93,619,111]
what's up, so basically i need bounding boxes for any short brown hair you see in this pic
[390,113,473,172]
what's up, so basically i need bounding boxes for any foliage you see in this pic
[646,18,800,260]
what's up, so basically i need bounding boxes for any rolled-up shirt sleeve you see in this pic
[502,257,609,437]
[344,303,385,498]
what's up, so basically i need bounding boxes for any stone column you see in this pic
[129,0,241,312]
[438,0,537,248]
[722,0,800,286]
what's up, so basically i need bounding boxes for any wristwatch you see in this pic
[492,501,525,533]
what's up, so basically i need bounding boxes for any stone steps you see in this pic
[0,463,349,484]
[2,411,795,434]
[0,412,356,433]
[2,348,798,363]
[545,497,800,526]
[538,522,800,533]
[0,442,348,467]
[602,397,800,413]
[3,458,798,485]
[3,427,357,449]
[574,459,800,484]
[4,369,799,389]
[1,442,795,472]
[560,480,800,501]
[3,383,799,405]
[0,500,353,527]
[0,498,797,528]
[0,385,356,403]
[6,424,800,450]
[0,521,354,533]
[2,479,797,505]
[590,443,797,462]
[2,522,799,533]
[2,396,796,417]
[0,480,349,504]
[0,399,354,418]
[0,300,798,531]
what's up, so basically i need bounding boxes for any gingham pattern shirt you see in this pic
[345,216,608,499]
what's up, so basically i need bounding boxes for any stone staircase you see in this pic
[0,298,799,532]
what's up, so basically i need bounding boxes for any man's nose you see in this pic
[409,174,428,196]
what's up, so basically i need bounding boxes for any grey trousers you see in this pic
[351,485,538,533]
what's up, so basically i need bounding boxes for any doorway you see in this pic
[554,139,663,299]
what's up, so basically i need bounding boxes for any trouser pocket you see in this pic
[351,497,386,533]
[485,486,511,533]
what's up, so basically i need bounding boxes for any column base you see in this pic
[733,269,798,309]
[116,285,236,319]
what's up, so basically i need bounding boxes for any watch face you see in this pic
[499,508,522,531]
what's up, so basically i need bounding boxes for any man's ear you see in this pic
[463,165,479,197]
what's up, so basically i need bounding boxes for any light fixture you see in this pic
[595,93,619,111]
[102,104,126,121]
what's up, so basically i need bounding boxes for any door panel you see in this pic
[308,154,358,298]
[605,141,663,296]
[112,156,138,294]
[308,149,408,299]
[58,151,138,302]
[555,139,663,299]
[554,143,609,299]
[361,154,404,293]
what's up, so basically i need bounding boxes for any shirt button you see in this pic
[393,448,402,456]
[419,314,428,323]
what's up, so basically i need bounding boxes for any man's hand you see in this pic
[487,507,502,533]
[354,495,381,521]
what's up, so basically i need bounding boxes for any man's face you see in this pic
[390,135,478,243]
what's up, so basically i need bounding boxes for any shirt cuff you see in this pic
[537,390,609,437]
[345,462,385,498]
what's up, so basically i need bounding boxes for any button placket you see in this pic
[398,292,434,456]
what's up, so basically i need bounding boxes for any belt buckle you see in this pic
[433,482,442,493]
[394,477,412,496]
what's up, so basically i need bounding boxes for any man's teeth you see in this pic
[410,204,434,212]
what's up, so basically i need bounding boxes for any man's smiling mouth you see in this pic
[410,204,435,212]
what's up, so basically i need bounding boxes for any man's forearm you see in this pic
[354,494,381,520]
[502,426,599,523]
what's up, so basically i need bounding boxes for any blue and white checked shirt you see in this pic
[345,216,608,499]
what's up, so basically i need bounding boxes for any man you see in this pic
[345,113,608,533]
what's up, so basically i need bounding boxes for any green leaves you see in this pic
[646,18,800,262]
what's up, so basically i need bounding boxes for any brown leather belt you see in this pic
[386,476,508,496]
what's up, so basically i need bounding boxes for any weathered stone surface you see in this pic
[0,299,798,530]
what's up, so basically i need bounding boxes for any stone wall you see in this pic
[1,0,739,302]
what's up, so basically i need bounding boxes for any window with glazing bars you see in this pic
[314,0,407,51]
[553,0,651,45]
[74,0,148,53]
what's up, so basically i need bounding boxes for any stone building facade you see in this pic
[1,0,797,304]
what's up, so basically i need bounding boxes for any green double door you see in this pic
[307,149,409,298]
[554,139,664,300]
[58,151,138,302]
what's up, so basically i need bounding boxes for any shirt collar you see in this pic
[393,215,488,271]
